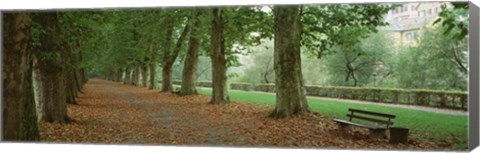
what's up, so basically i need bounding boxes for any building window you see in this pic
[428,8,432,14]
[404,5,408,12]
[411,5,415,11]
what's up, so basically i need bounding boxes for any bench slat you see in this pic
[347,114,393,125]
[333,119,386,130]
[348,108,396,118]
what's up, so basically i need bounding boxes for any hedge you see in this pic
[304,86,467,110]
[253,83,275,92]
[169,80,468,110]
[230,82,253,91]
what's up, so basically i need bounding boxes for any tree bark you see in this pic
[141,63,148,87]
[2,12,40,141]
[117,68,123,82]
[75,49,86,91]
[72,48,84,93]
[65,70,77,104]
[160,17,175,92]
[269,6,310,118]
[32,12,70,123]
[149,60,157,89]
[180,9,203,95]
[124,67,131,84]
[210,8,230,104]
[131,65,137,85]
[162,19,190,92]
[134,65,141,86]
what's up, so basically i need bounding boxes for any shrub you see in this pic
[230,83,253,91]
[253,83,275,92]
[197,81,212,88]
[172,80,468,110]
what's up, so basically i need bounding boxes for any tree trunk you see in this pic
[73,69,83,93]
[130,66,137,85]
[2,12,40,141]
[162,19,190,92]
[75,48,86,91]
[269,6,310,118]
[117,68,123,82]
[210,8,230,104]
[134,65,141,86]
[149,40,157,89]
[33,63,69,123]
[180,10,203,95]
[64,46,77,104]
[65,70,77,104]
[31,12,70,123]
[162,64,173,91]
[79,52,88,84]
[73,54,84,93]
[149,60,157,89]
[160,17,175,92]
[142,64,148,87]
[124,67,131,84]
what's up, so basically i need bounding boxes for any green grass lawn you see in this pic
[189,86,468,149]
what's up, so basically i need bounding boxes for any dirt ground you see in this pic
[39,79,448,151]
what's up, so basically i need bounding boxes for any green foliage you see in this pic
[321,31,395,87]
[433,2,469,41]
[223,6,274,55]
[171,56,212,81]
[393,25,468,91]
[300,53,328,85]
[207,6,273,69]
[235,39,275,84]
[301,4,393,58]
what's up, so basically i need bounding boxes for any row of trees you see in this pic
[93,5,391,114]
[3,12,89,140]
[3,4,393,140]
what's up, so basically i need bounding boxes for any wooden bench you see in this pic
[333,108,396,139]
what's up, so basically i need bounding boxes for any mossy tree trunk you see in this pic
[180,9,203,95]
[2,12,40,141]
[32,12,70,123]
[269,6,310,118]
[210,8,229,104]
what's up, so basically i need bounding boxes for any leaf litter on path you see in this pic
[38,79,453,150]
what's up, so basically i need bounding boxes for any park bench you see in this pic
[333,108,396,139]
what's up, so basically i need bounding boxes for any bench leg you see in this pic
[369,129,386,140]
